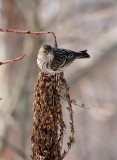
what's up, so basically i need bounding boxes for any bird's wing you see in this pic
[50,48,76,71]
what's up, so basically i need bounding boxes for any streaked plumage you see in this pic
[37,44,90,73]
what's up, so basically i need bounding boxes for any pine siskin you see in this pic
[37,44,90,73]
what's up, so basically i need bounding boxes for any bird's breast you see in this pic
[37,59,46,70]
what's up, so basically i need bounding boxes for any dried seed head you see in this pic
[31,71,75,160]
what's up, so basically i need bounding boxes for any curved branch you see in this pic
[0,28,58,48]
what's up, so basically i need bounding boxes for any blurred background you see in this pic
[0,0,117,160]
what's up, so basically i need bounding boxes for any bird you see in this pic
[37,44,90,74]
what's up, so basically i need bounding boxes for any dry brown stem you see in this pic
[60,95,89,109]
[31,72,75,160]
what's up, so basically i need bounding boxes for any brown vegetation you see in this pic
[31,72,75,160]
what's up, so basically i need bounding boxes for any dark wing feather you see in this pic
[50,48,76,71]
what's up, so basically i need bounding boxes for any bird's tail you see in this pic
[77,50,90,59]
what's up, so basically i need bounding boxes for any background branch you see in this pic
[0,54,26,66]
[0,137,26,159]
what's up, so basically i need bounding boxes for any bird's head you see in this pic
[38,44,54,61]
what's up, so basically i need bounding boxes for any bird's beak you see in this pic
[48,52,53,57]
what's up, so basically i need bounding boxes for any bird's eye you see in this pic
[44,50,46,53]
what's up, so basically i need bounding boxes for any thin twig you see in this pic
[0,54,26,66]
[60,95,89,109]
[0,28,58,48]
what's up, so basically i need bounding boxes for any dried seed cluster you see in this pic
[31,72,75,160]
